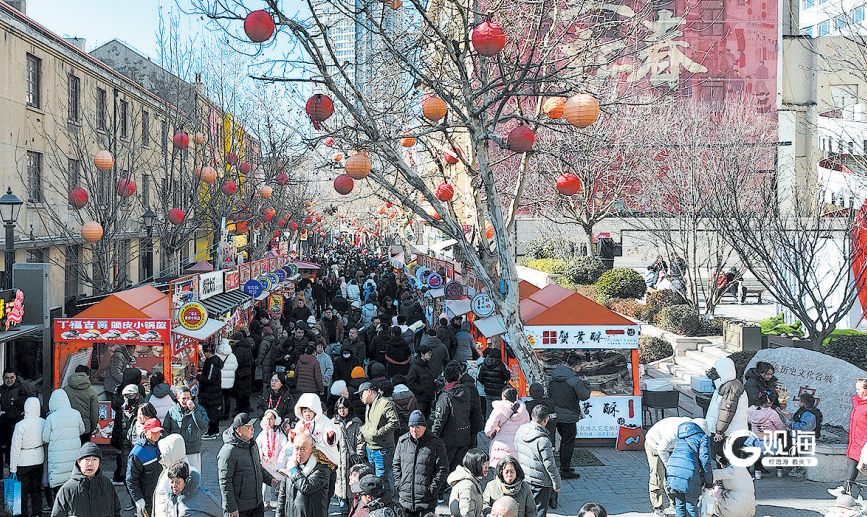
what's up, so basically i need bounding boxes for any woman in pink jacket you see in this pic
[484,386,529,467]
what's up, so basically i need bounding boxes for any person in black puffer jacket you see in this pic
[743,362,781,409]
[217,414,277,517]
[393,410,448,516]
[198,346,224,437]
[52,443,121,517]
[232,332,255,414]
[385,327,412,378]
[477,348,512,418]
[432,362,472,473]
[547,365,591,480]
[406,346,437,418]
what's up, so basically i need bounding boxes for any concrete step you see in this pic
[697,343,731,360]
[642,369,704,419]
[673,355,711,376]
[683,349,719,369]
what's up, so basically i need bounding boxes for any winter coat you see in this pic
[432,382,472,446]
[315,352,334,387]
[10,397,44,472]
[547,365,591,423]
[104,346,133,396]
[111,370,142,447]
[393,430,448,512]
[385,338,412,378]
[291,305,314,325]
[153,434,188,517]
[524,383,557,438]
[265,386,295,423]
[256,336,277,381]
[712,465,756,517]
[361,394,400,450]
[51,464,121,517]
[369,332,391,364]
[425,337,450,379]
[485,400,530,466]
[217,427,275,514]
[295,354,324,394]
[146,384,176,423]
[292,393,342,467]
[453,322,475,362]
[163,468,223,517]
[666,422,712,501]
[747,406,785,435]
[706,358,749,437]
[447,465,484,517]
[44,389,86,488]
[163,403,209,455]
[347,283,361,304]
[198,355,224,408]
[406,356,437,403]
[482,477,535,517]
[849,394,867,460]
[392,386,420,439]
[477,357,511,399]
[256,423,288,480]
[645,417,691,465]
[743,367,780,408]
[127,435,162,509]
[436,327,458,359]
[333,415,365,500]
[276,455,332,517]
[460,373,485,437]
[232,333,255,383]
[216,343,239,390]
[63,372,99,435]
[514,422,560,490]
[319,316,345,345]
[334,351,364,385]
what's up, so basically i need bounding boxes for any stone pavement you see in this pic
[98,420,841,517]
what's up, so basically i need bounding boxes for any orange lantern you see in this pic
[564,93,600,128]
[199,166,217,184]
[93,150,113,172]
[81,221,103,243]
[377,205,387,215]
[306,201,313,207]
[334,153,344,162]
[260,186,273,198]
[422,96,447,122]
[194,132,206,145]
[485,221,495,239]
[543,97,566,119]
[346,154,371,179]
[399,133,416,147]
[429,209,441,220]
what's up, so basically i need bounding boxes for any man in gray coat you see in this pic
[514,405,560,517]
[217,413,279,517]
[276,433,331,517]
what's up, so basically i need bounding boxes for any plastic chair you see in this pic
[642,390,681,427]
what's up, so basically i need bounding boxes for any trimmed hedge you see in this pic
[657,306,700,336]
[521,258,568,275]
[564,257,606,285]
[639,335,674,364]
[646,289,685,309]
[542,238,579,261]
[523,238,548,260]
[824,335,867,371]
[594,268,646,300]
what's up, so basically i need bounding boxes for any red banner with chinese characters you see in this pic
[54,318,171,343]
[225,269,240,291]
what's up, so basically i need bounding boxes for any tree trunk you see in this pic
[583,224,595,258]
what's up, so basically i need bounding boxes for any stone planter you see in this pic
[806,443,862,483]
[768,334,816,350]
[723,321,762,352]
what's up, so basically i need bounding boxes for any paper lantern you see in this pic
[429,209,441,220]
[316,216,322,222]
[471,21,506,57]
[324,137,334,147]
[244,10,275,43]
[199,166,217,184]
[81,221,103,243]
[260,186,273,198]
[289,222,298,231]
[422,96,447,122]
[278,219,286,227]
[93,150,113,172]
[173,132,189,149]
[239,162,252,174]
[68,188,88,209]
[266,207,277,217]
[226,153,239,165]
[263,211,273,222]
[386,202,392,208]
[390,0,402,9]
[115,178,136,198]
[346,154,371,179]
[320,232,327,237]
[221,181,237,195]
[377,205,386,215]
[564,93,600,129]
[400,133,416,147]
[306,201,313,207]
[443,147,461,165]
[543,97,566,119]
[237,221,248,233]
[168,208,185,225]
[485,221,495,239]
[194,132,206,145]
[556,173,581,196]
[306,94,334,130]
[276,173,289,185]
[333,153,344,162]
[507,126,535,153]
[272,230,280,237]
[435,182,454,202]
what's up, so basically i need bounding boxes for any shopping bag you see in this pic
[4,474,21,516]
[697,487,716,517]
[615,425,645,451]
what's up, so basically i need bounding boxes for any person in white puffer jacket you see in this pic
[43,389,85,493]
[10,397,44,517]
[216,339,238,420]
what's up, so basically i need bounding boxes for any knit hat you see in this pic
[392,384,410,394]
[122,384,138,396]
[408,410,426,427]
[77,442,102,461]
[307,315,317,325]
[351,366,366,379]
[263,326,273,335]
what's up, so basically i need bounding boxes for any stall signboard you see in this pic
[239,263,251,284]
[267,273,279,287]
[55,318,171,343]
[268,295,283,316]
[259,277,272,291]
[199,271,224,300]
[445,282,463,300]
[574,396,642,438]
[471,293,495,318]
[525,325,640,349]
[428,273,443,289]
[170,276,199,327]
[243,280,263,298]
[0,289,25,333]
[269,258,279,272]
[251,262,262,278]
[225,269,240,291]
[178,302,208,331]
[275,268,286,282]
[288,264,299,276]
[261,259,271,274]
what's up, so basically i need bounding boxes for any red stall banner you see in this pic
[55,318,171,343]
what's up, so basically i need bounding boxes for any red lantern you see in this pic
[435,182,454,201]
[115,178,136,198]
[68,187,88,209]
[172,132,189,149]
[276,173,289,185]
[507,126,535,153]
[289,222,298,231]
[304,217,313,224]
[278,219,286,227]
[244,10,275,43]
[226,153,239,165]
[306,94,334,130]
[263,211,274,222]
[385,202,392,208]
[324,137,334,147]
[316,216,322,222]
[471,21,506,56]
[556,173,581,196]
[485,221,495,239]
[274,230,281,237]
[221,181,237,195]
[168,208,185,225]
[239,162,252,174]
[443,147,460,165]
[320,232,327,237]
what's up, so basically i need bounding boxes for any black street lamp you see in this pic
[142,207,157,281]
[0,188,23,290]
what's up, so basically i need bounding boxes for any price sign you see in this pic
[471,293,495,318]
[445,281,463,300]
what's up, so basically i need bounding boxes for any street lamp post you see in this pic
[0,188,23,290]
[142,207,156,281]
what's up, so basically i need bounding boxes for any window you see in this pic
[863,139,867,154]
[855,5,866,22]
[804,26,813,37]
[119,100,128,138]
[65,245,80,300]
[142,175,150,208]
[834,14,847,30]
[819,20,830,35]
[25,248,45,263]
[803,0,814,8]
[67,74,80,122]
[26,151,42,203]
[850,141,855,154]
[25,54,41,108]
[161,120,168,157]
[142,110,149,147]
[839,140,844,153]
[96,88,107,130]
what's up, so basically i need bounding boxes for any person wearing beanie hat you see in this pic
[394,409,448,516]
[391,377,419,438]
[51,442,121,517]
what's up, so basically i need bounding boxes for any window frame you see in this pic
[25,54,41,109]
[67,74,80,122]
[142,110,150,148]
[26,151,43,203]
[96,88,107,131]
[119,99,129,139]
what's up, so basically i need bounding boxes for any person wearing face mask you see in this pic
[335,342,364,385]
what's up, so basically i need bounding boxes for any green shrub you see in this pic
[523,238,547,260]
[522,258,568,275]
[698,317,731,337]
[639,335,674,364]
[824,335,867,371]
[607,298,645,320]
[594,268,647,300]
[564,256,606,285]
[657,306,701,336]
[542,238,579,261]
[758,312,804,336]
[553,276,577,290]
[638,305,660,323]
[822,329,867,346]
[646,289,685,309]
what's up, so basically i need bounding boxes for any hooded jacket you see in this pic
[256,334,278,379]
[477,356,511,399]
[63,372,99,435]
[712,465,756,517]
[104,345,133,395]
[316,351,334,387]
[425,337,450,379]
[453,322,475,363]
[485,400,530,466]
[127,434,162,510]
[743,367,780,408]
[292,393,342,467]
[460,373,485,437]
[547,365,591,424]
[319,315,345,344]
[406,356,436,403]
[432,382,472,446]
[217,426,275,514]
[436,327,458,360]
[275,453,331,517]
[706,358,749,437]
[146,383,176,423]
[152,434,187,517]
[216,341,238,390]
[361,394,400,450]
[295,353,324,394]
[513,421,560,491]
[51,462,121,517]
[10,397,44,471]
[849,394,867,461]
[524,383,557,438]
[198,354,224,408]
[481,467,535,517]
[385,337,412,378]
[334,350,364,385]
[163,401,209,455]
[393,429,448,512]
[43,389,86,487]
[644,417,691,465]
[163,468,223,517]
[232,332,255,383]
[447,465,484,517]
[666,422,712,500]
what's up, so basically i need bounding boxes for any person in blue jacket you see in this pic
[665,418,712,517]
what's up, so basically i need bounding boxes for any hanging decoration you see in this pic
[115,178,136,198]
[429,209,441,220]
[422,96,448,121]
[173,132,189,149]
[324,137,334,147]
[244,10,275,43]
[346,154,371,179]
[443,147,461,165]
[471,21,506,57]
[239,162,252,174]
[485,221,495,239]
[199,166,217,184]
[334,153,344,162]
[168,208,185,225]
[260,186,273,198]
[276,173,289,185]
[543,97,566,119]
[68,188,88,209]
[278,219,286,227]
[564,93,600,128]
[556,173,581,196]
[93,150,113,172]
[399,133,416,147]
[289,222,298,231]
[221,181,237,195]
[435,182,454,202]
[306,94,335,130]
[263,211,274,222]
[226,153,239,165]
[194,132,206,145]
[81,221,103,243]
[507,126,535,153]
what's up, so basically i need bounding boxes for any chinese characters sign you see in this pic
[526,325,640,349]
[574,396,642,438]
[199,271,224,300]
[55,318,171,343]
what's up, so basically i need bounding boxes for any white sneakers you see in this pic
[829,486,850,497]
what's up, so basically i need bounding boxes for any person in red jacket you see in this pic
[831,378,867,497]
[295,344,324,396]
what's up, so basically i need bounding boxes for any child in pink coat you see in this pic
[484,387,530,467]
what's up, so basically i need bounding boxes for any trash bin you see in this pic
[693,392,712,417]
[596,237,615,270]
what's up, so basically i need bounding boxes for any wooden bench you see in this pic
[724,281,765,303]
